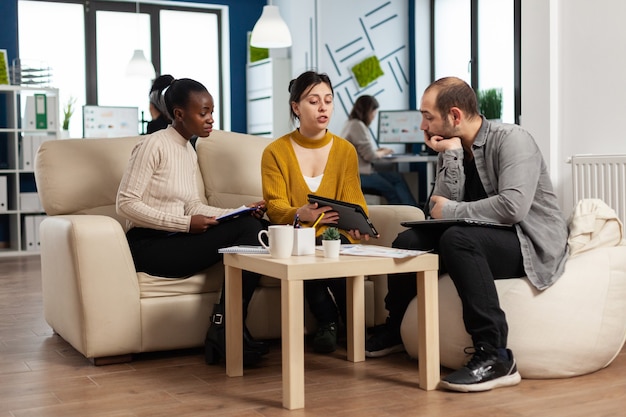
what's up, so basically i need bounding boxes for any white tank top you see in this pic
[304,174,323,192]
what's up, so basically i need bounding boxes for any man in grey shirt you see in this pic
[366,77,568,393]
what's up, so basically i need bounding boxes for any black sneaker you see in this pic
[313,322,337,353]
[365,323,404,358]
[438,343,521,392]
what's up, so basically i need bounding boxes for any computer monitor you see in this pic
[376,110,423,144]
[83,105,139,138]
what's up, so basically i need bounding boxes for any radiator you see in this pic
[570,154,626,225]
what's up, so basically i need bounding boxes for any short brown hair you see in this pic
[425,77,480,120]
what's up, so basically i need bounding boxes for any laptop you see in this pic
[401,218,513,229]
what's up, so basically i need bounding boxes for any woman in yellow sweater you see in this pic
[261,71,372,353]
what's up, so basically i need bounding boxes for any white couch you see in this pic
[401,199,626,378]
[34,130,423,364]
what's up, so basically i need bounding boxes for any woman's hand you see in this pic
[297,202,338,224]
[247,200,267,219]
[375,147,394,158]
[189,214,219,233]
[348,229,370,241]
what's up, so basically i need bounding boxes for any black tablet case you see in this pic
[307,194,379,237]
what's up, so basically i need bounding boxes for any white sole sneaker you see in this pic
[365,343,405,358]
[438,370,521,392]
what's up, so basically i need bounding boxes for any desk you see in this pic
[223,251,440,410]
[380,154,438,198]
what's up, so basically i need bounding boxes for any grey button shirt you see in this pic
[431,116,568,290]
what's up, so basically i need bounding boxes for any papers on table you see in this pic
[316,244,431,258]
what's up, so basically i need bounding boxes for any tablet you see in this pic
[308,194,379,237]
[401,218,513,229]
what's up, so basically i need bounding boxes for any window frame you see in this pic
[429,0,521,124]
[20,0,227,129]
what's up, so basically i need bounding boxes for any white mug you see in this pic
[292,227,316,256]
[258,225,294,259]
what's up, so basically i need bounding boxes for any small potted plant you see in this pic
[61,96,77,137]
[321,227,341,258]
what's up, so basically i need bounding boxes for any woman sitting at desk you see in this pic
[341,95,417,206]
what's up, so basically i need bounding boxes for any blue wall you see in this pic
[0,0,265,133]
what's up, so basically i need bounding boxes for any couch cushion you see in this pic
[196,130,273,208]
[35,136,208,223]
[138,263,280,299]
[138,265,224,298]
[35,137,140,215]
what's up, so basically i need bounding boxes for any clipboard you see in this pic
[401,218,513,229]
[217,206,257,222]
[307,194,379,238]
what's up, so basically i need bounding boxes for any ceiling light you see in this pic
[250,4,292,48]
[125,1,156,79]
[126,49,156,79]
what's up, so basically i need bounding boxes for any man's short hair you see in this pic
[427,77,480,119]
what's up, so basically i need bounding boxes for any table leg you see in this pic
[346,275,365,362]
[225,265,243,377]
[416,269,440,390]
[281,279,305,410]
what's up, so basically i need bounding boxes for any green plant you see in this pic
[321,227,341,241]
[351,56,384,88]
[477,88,502,120]
[62,96,77,130]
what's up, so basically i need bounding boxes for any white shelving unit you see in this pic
[0,85,59,257]
[246,57,291,138]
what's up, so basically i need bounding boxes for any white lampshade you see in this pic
[250,5,292,48]
[126,49,156,79]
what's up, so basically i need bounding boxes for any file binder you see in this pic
[0,176,7,212]
[35,94,47,129]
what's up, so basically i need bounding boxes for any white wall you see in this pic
[277,0,411,140]
[521,0,626,217]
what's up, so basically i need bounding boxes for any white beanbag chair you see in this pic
[401,199,626,378]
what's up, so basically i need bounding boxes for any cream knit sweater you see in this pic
[117,126,232,232]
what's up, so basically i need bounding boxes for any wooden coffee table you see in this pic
[223,251,439,410]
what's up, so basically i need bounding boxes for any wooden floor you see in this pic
[1,256,625,417]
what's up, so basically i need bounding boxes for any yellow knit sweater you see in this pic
[261,129,368,242]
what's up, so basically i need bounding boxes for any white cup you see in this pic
[258,225,294,259]
[292,227,316,256]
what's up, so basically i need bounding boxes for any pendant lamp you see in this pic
[125,1,156,78]
[126,49,156,78]
[250,3,292,48]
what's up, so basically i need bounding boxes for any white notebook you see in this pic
[218,245,269,254]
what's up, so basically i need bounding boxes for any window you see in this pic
[18,1,85,137]
[18,0,226,137]
[478,0,514,122]
[434,0,471,84]
[432,0,519,123]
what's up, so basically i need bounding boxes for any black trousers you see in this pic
[304,234,350,325]
[126,215,266,305]
[388,225,525,348]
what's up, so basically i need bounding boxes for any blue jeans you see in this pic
[360,172,418,206]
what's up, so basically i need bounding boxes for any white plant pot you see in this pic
[322,239,341,258]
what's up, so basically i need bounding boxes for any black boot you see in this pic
[243,301,270,356]
[204,303,262,367]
